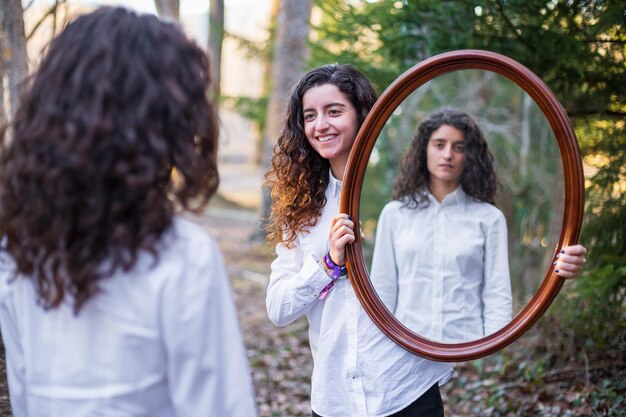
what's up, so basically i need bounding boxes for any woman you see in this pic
[0,7,257,417]
[265,64,454,417]
[265,65,586,417]
[370,108,512,342]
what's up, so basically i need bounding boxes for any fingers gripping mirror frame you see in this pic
[340,50,584,362]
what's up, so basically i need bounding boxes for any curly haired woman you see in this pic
[0,7,256,417]
[265,64,453,417]
[371,108,512,343]
[265,67,586,417]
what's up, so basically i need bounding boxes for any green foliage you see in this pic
[309,0,394,89]
[590,378,626,416]
[551,112,626,347]
[471,1,625,117]
[311,0,625,110]
[221,95,268,134]
[558,184,625,345]
[443,346,626,416]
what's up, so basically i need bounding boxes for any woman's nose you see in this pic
[315,116,329,130]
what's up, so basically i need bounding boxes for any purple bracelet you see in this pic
[323,253,346,279]
[319,253,348,299]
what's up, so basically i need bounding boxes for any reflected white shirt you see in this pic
[0,218,258,417]
[370,188,512,343]
[266,171,452,417]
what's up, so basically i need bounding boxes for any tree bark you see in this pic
[154,0,179,20]
[208,0,224,106]
[0,0,29,118]
[258,0,313,236]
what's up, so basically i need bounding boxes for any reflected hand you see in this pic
[555,244,587,279]
[328,213,355,266]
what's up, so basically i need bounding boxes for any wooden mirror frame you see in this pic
[340,50,584,362]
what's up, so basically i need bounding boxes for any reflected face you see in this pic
[303,84,358,176]
[426,125,466,189]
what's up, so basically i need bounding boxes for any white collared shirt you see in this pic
[0,218,258,417]
[266,171,453,417]
[370,188,512,343]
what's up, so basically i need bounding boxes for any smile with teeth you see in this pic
[318,134,337,143]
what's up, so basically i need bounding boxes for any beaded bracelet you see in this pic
[319,253,348,299]
[323,253,347,279]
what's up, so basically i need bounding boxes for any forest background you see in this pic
[0,0,624,416]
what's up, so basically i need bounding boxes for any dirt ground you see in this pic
[0,206,623,416]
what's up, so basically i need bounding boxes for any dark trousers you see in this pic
[312,383,444,417]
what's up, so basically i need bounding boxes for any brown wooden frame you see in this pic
[340,50,584,361]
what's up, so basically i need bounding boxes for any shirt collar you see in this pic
[428,186,468,210]
[328,169,342,197]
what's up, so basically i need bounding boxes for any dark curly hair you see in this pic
[0,6,219,313]
[265,64,377,247]
[393,107,498,207]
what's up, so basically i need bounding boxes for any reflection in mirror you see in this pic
[360,69,564,343]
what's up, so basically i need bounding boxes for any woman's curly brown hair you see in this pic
[393,107,498,207]
[265,64,377,247]
[0,7,219,313]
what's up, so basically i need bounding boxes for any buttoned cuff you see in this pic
[298,254,334,296]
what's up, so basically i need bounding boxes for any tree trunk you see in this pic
[257,0,313,238]
[0,0,29,119]
[154,0,179,20]
[208,0,224,106]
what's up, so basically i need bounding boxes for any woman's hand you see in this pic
[555,244,587,279]
[328,213,355,266]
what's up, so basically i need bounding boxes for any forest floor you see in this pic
[0,198,623,416]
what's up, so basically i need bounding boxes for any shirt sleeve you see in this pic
[0,257,27,417]
[0,307,27,417]
[369,203,399,313]
[160,234,258,417]
[265,235,334,327]
[482,209,513,336]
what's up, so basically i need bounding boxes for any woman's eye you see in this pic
[304,113,315,121]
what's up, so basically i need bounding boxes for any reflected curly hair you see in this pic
[393,107,497,207]
[265,64,377,247]
[0,7,219,313]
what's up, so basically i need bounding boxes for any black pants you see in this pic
[312,383,444,417]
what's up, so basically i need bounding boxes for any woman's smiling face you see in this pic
[302,83,358,179]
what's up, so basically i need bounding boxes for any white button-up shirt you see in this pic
[266,171,452,417]
[0,218,258,417]
[370,188,512,343]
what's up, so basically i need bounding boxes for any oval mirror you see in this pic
[341,50,584,361]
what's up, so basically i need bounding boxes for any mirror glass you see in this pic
[359,69,565,344]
